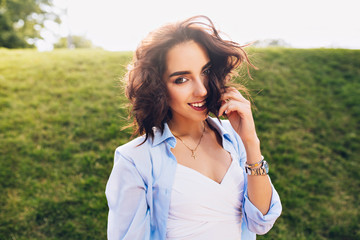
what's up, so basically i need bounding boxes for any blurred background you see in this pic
[1,0,359,239]
[1,0,360,51]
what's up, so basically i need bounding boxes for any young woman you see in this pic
[106,16,282,240]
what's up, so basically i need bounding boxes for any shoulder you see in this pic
[114,135,152,164]
[112,135,157,184]
[113,129,175,186]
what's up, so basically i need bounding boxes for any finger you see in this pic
[219,100,239,116]
[221,88,248,102]
[219,100,250,117]
[219,102,239,117]
[225,102,249,114]
[221,92,242,102]
[221,86,238,95]
[218,100,231,117]
[221,93,249,108]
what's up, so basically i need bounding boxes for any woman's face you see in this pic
[163,40,211,123]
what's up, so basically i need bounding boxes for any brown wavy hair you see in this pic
[124,15,255,143]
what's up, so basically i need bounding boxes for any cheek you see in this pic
[167,86,187,107]
[166,86,177,105]
[168,90,180,105]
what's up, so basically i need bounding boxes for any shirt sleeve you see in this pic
[243,179,282,235]
[105,148,150,240]
[226,120,282,235]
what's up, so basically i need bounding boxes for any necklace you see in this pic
[173,123,206,160]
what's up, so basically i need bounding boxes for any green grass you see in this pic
[0,48,359,239]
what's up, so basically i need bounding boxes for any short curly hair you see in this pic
[124,15,254,143]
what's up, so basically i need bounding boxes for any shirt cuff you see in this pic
[243,183,282,235]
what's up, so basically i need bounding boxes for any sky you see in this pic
[39,0,360,51]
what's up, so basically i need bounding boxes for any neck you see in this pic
[168,117,207,139]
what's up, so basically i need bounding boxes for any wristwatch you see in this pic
[245,160,269,176]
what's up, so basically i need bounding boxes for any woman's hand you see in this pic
[218,87,259,144]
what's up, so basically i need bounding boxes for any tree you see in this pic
[0,0,60,48]
[54,35,94,49]
[252,39,291,48]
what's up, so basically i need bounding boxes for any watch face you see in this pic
[263,160,269,173]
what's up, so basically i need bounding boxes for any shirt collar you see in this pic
[152,123,176,148]
[151,117,233,148]
[206,117,232,143]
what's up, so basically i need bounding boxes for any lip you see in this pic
[188,100,207,111]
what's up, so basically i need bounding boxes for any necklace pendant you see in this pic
[191,150,196,160]
[173,121,206,161]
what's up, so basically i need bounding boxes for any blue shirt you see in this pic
[105,117,282,239]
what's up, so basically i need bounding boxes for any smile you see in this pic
[188,100,206,111]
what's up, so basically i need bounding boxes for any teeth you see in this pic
[191,102,205,108]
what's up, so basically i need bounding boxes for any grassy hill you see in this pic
[0,48,359,239]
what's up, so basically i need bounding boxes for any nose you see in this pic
[193,77,207,97]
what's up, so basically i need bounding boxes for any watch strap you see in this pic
[245,160,269,176]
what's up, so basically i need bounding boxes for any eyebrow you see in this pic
[168,61,212,78]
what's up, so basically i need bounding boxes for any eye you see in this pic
[174,77,188,84]
[202,68,211,76]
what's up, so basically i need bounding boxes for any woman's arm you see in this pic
[219,87,273,214]
[225,120,282,235]
[105,148,150,240]
[243,139,272,214]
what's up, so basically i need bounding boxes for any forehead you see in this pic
[165,41,210,73]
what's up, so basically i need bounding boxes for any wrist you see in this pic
[243,136,260,150]
[245,157,269,176]
[243,138,262,165]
